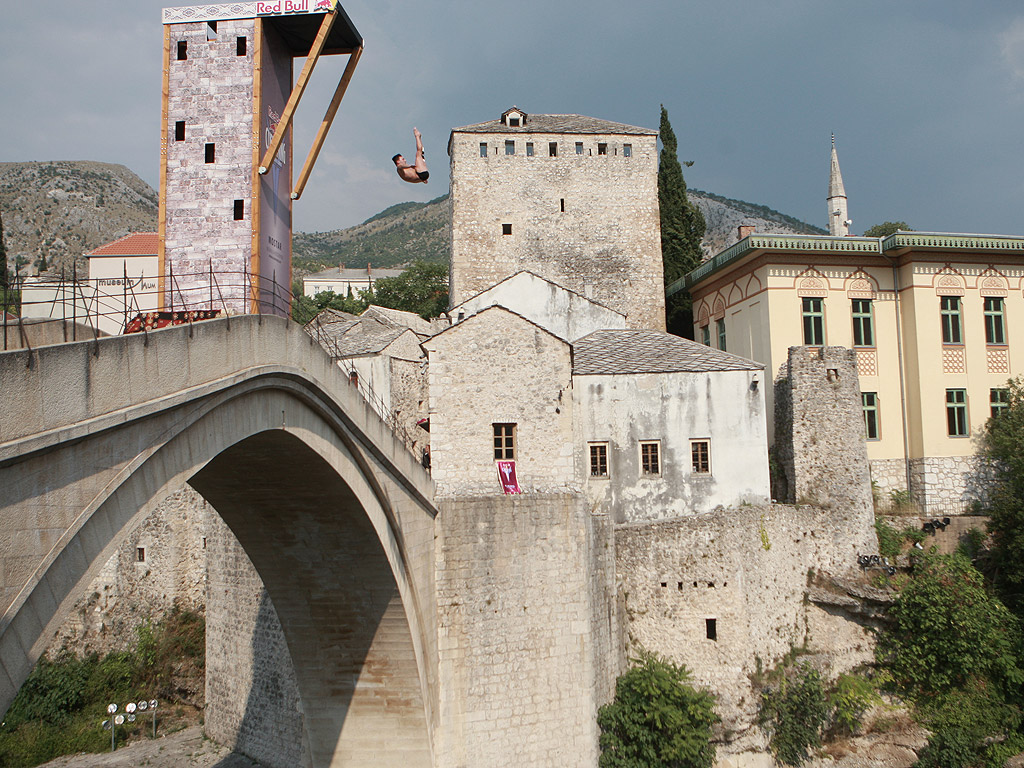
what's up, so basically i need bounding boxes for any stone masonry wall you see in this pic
[205,511,309,768]
[910,455,995,515]
[869,457,910,499]
[774,346,875,560]
[46,487,208,658]
[449,131,665,330]
[164,19,256,311]
[616,505,876,744]
[434,494,619,767]
[424,307,576,496]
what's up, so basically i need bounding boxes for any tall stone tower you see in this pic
[160,2,362,316]
[448,107,665,330]
[827,135,850,237]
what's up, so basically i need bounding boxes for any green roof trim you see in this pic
[880,232,1024,252]
[669,235,880,297]
[670,231,1024,298]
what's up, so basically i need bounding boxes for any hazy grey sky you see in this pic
[3,1,1023,238]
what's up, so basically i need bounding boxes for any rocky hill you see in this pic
[292,191,825,275]
[0,161,159,276]
[0,160,824,279]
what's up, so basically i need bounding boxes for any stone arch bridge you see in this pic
[0,315,438,768]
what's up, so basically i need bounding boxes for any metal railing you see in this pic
[2,267,424,458]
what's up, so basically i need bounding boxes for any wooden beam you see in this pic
[292,44,363,201]
[158,24,171,310]
[250,19,264,313]
[258,10,337,175]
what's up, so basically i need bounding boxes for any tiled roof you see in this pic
[452,113,657,136]
[307,309,409,357]
[362,305,433,335]
[572,330,762,375]
[304,266,405,280]
[87,232,159,257]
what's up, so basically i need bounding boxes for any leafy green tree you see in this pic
[598,652,717,768]
[862,221,911,238]
[370,260,448,319]
[759,665,829,766]
[981,376,1024,613]
[659,106,705,335]
[0,205,8,284]
[291,288,369,324]
[877,551,1022,697]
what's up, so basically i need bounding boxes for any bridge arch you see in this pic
[0,317,437,768]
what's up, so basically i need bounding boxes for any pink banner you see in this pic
[497,461,521,494]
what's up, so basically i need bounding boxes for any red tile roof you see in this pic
[87,232,159,257]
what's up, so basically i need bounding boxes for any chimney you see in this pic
[738,225,755,240]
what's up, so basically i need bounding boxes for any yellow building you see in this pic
[678,230,1024,514]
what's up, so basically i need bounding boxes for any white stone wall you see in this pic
[869,457,910,499]
[616,504,876,739]
[164,19,256,312]
[449,131,665,330]
[910,454,994,515]
[423,306,576,496]
[434,494,618,767]
[577,369,771,522]
[453,271,627,341]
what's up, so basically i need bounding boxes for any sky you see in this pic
[3,0,1024,238]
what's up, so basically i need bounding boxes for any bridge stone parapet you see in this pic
[0,315,438,768]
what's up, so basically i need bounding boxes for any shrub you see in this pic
[828,673,879,737]
[759,664,829,766]
[598,652,717,768]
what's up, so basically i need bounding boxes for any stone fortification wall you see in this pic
[449,131,664,330]
[390,355,429,459]
[616,504,876,741]
[910,455,995,515]
[424,306,576,496]
[47,487,208,657]
[163,18,256,311]
[434,494,619,767]
[204,512,308,768]
[774,346,875,560]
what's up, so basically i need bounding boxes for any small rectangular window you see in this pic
[691,440,710,474]
[716,318,726,351]
[640,441,661,476]
[233,199,244,220]
[984,297,1006,345]
[479,142,487,157]
[802,297,825,346]
[862,392,879,440]
[946,388,968,437]
[548,142,557,157]
[137,547,146,563]
[623,143,632,157]
[505,140,515,155]
[589,443,609,477]
[991,388,1010,418]
[705,618,717,641]
[493,423,516,460]
[177,40,188,60]
[207,21,217,41]
[174,120,185,141]
[597,142,607,155]
[701,324,710,346]
[560,198,565,212]
[237,36,247,56]
[508,117,520,127]
[205,143,215,163]
[502,223,512,235]
[941,296,962,344]
[852,298,874,347]
[526,142,534,156]
[575,141,583,155]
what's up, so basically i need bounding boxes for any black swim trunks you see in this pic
[417,170,429,182]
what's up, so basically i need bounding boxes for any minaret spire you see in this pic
[827,134,850,236]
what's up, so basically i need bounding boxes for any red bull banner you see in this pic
[497,461,522,495]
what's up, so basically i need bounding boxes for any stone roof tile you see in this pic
[572,329,762,375]
[453,114,657,136]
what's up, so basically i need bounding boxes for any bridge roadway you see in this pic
[0,315,439,768]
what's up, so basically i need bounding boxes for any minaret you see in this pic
[827,134,850,236]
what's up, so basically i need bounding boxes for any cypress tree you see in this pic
[0,206,7,285]
[659,106,705,334]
